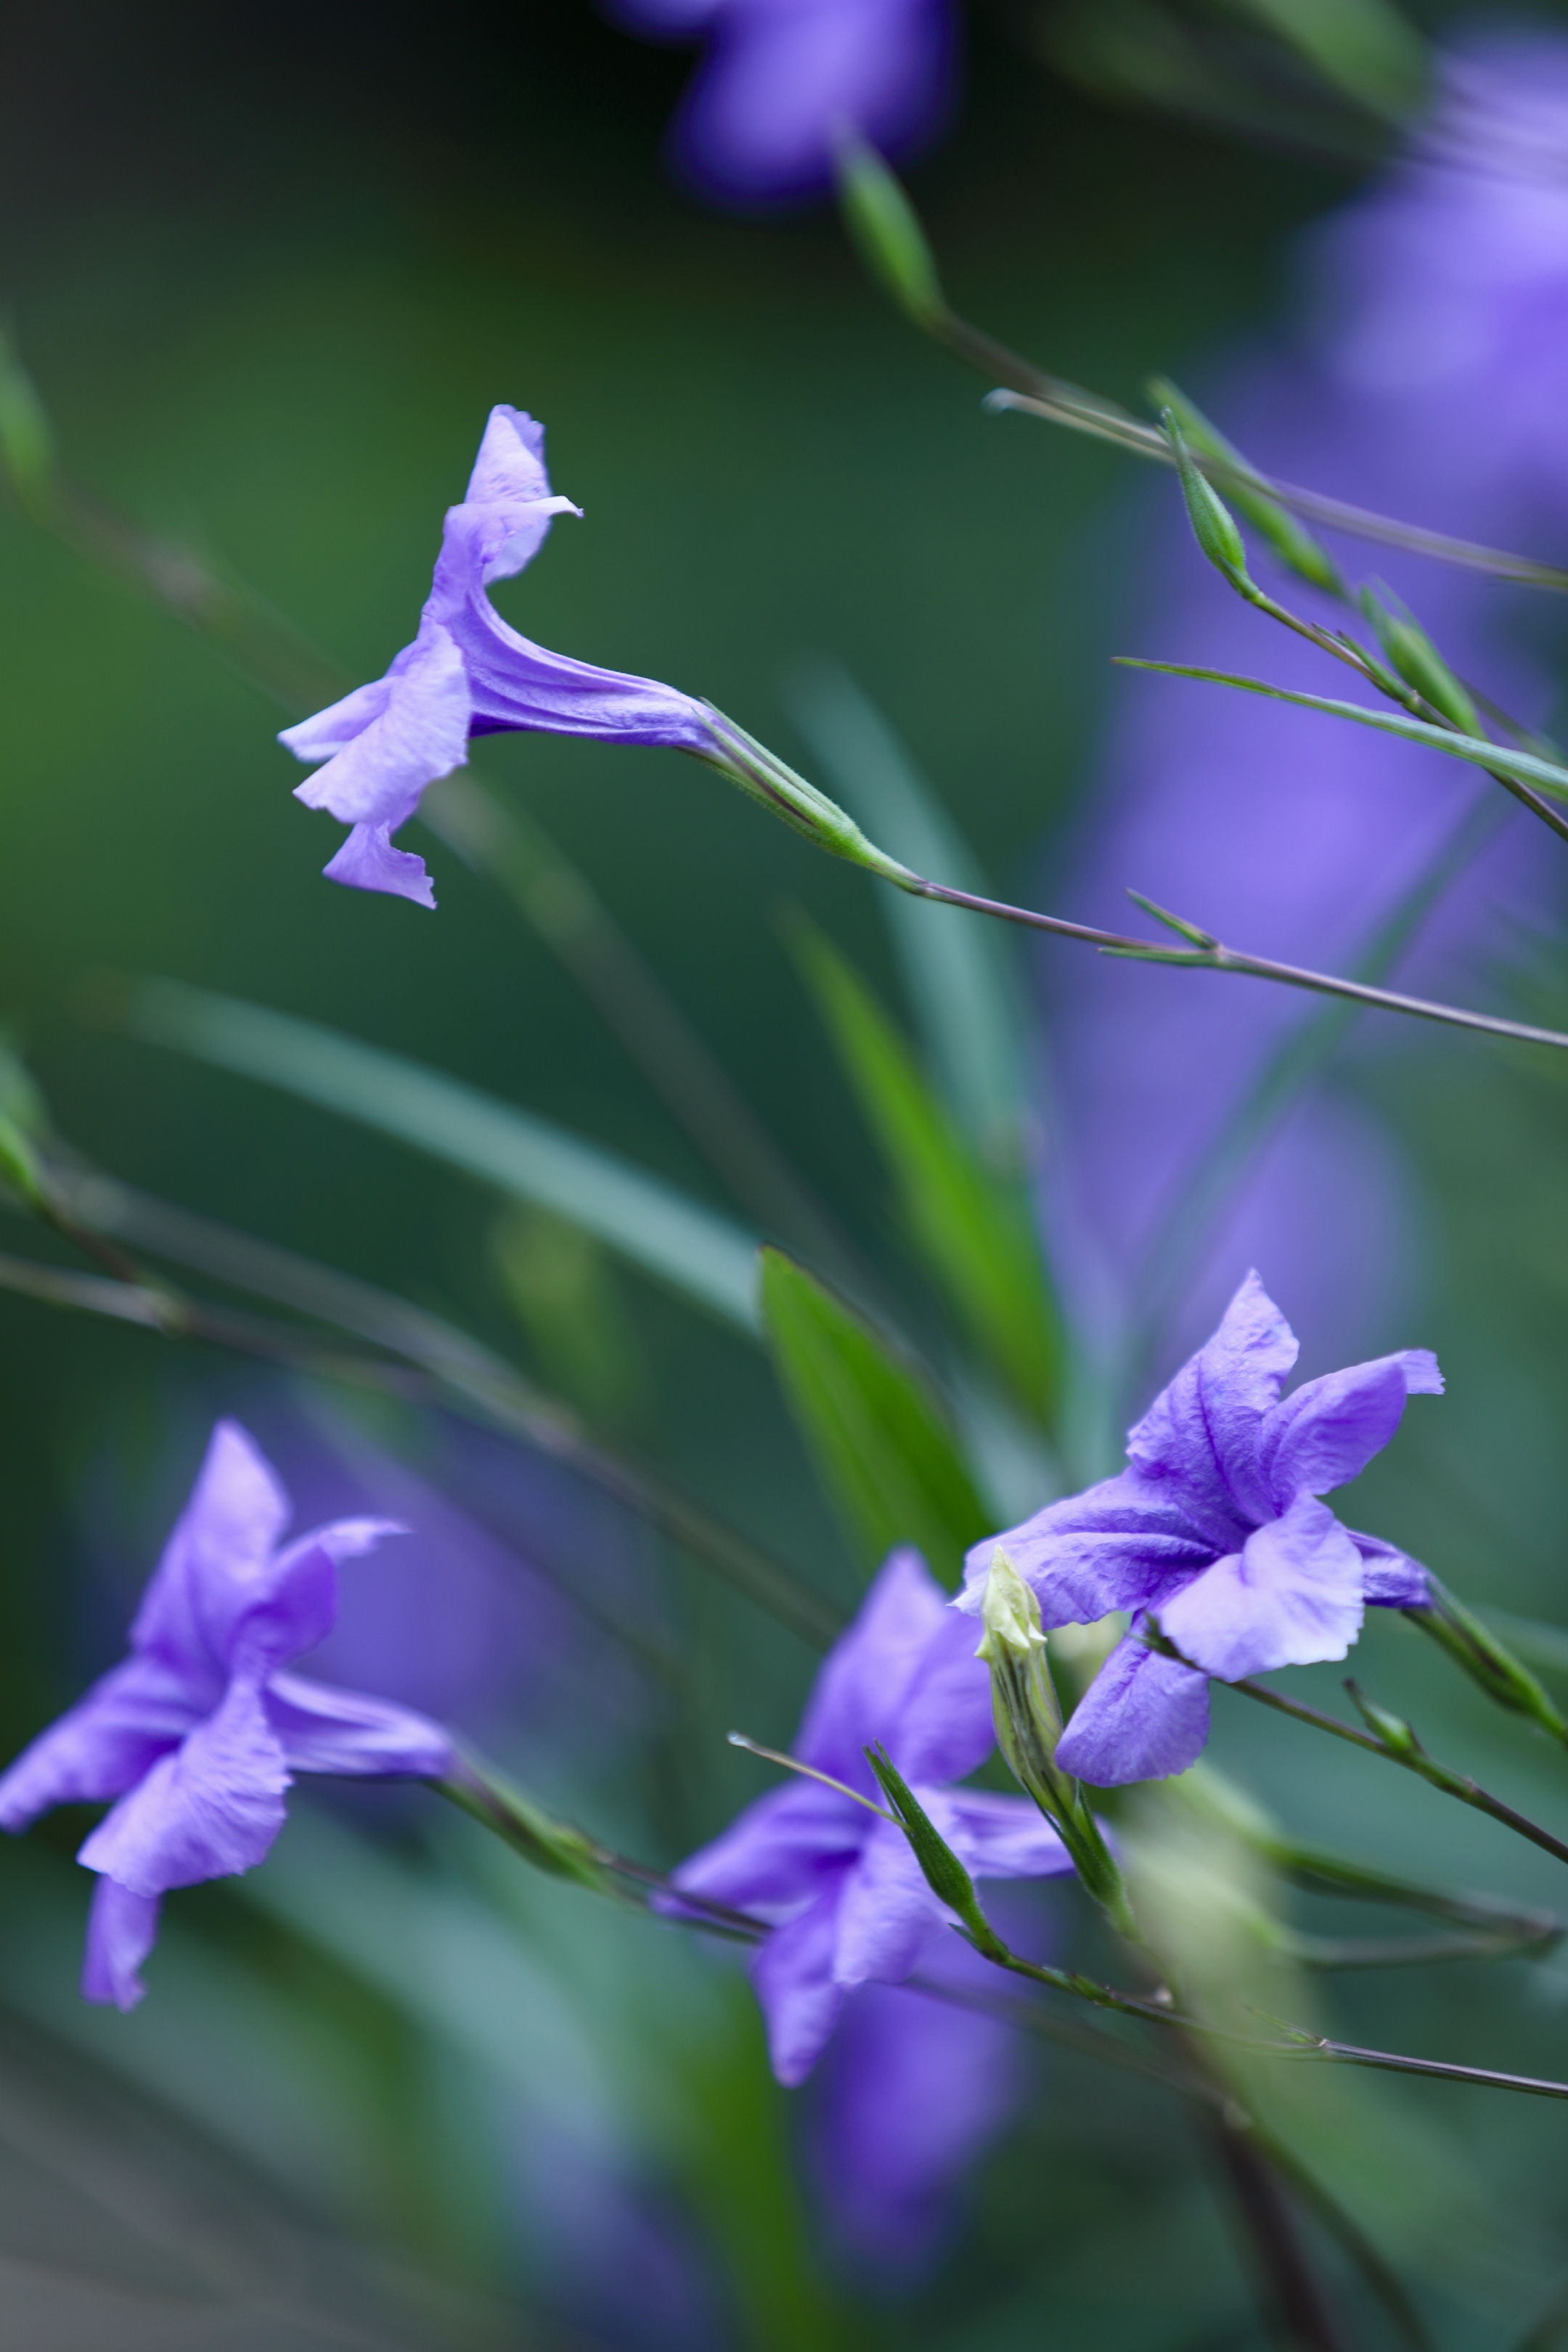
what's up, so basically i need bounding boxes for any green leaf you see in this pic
[791,921,1063,1427]
[123,979,761,1334]
[1118,661,1568,804]
[758,1246,989,1583]
[785,663,1029,1172]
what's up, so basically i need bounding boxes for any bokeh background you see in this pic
[5,1,1568,2344]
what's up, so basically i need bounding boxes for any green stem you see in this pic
[1223,1672,1568,1869]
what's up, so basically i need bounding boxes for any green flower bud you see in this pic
[1150,377,1342,595]
[833,134,945,332]
[1359,584,1480,735]
[977,1548,1066,1802]
[1162,410,1251,591]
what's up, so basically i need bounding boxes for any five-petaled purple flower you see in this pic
[960,1273,1441,1787]
[280,404,719,908]
[608,0,960,208]
[0,1421,454,2011]
[674,1548,1074,2085]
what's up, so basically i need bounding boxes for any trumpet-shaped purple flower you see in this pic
[674,1548,1073,2085]
[0,1421,454,2011]
[280,405,719,907]
[609,0,960,208]
[960,1273,1441,1787]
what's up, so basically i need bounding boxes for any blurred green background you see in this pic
[4,2,1568,2345]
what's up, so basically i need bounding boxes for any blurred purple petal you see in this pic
[81,1880,162,2014]
[944,1789,1073,1879]
[674,1780,863,1919]
[266,1671,454,1779]
[810,1927,1018,2279]
[655,0,960,209]
[752,1877,852,2086]
[0,1656,200,1830]
[78,1677,290,1895]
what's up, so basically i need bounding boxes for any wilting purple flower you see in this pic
[674,1547,1073,2084]
[960,1273,1441,1786]
[0,1421,453,2010]
[280,404,719,907]
[608,0,960,208]
[1043,37,1568,1370]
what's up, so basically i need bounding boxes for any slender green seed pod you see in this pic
[833,134,945,331]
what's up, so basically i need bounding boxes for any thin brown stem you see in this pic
[899,875,1568,1055]
[1225,1674,1568,1869]
[945,316,1568,592]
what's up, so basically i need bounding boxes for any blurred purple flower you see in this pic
[280,404,719,906]
[961,1273,1440,1785]
[1043,37,1568,1373]
[674,1547,1073,2083]
[0,1421,452,2011]
[608,0,960,208]
[809,1924,1022,2279]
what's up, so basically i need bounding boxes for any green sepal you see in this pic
[833,135,945,330]
[1151,377,1342,594]
[1404,1575,1568,1746]
[865,1744,1008,1959]
[440,1755,620,1898]
[1344,1682,1420,1758]
[1359,584,1481,735]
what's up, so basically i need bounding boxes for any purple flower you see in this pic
[674,1548,1073,2084]
[608,0,959,208]
[0,1421,454,2011]
[960,1273,1441,1787]
[280,404,720,907]
[809,1923,1024,2279]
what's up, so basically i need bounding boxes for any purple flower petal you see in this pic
[811,1926,1017,2277]
[1350,1530,1431,1607]
[460,406,580,582]
[0,1654,203,1831]
[128,1421,290,1680]
[962,1471,1217,1629]
[1156,1495,1365,1681]
[78,1677,290,1897]
[751,1874,853,2086]
[1126,1270,1299,1532]
[942,1790,1074,1880]
[1055,1629,1212,1787]
[674,1779,865,1921]
[833,1814,949,1990]
[658,0,959,208]
[322,824,436,907]
[81,1879,162,2013]
[1260,1349,1444,1508]
[288,624,471,830]
[796,1548,953,1787]
[264,1671,454,1778]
